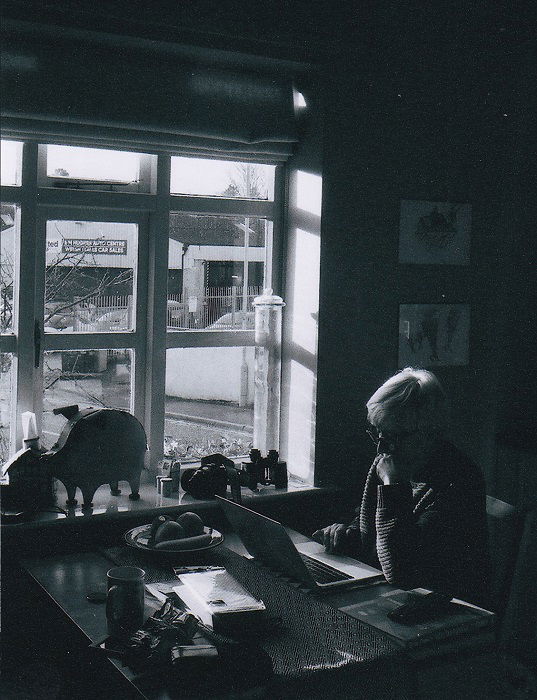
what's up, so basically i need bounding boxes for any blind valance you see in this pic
[1,29,299,161]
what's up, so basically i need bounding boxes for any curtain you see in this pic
[1,29,299,161]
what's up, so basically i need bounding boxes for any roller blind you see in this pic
[1,29,299,161]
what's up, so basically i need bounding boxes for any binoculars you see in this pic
[240,449,288,491]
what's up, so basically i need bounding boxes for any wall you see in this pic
[166,346,255,404]
[314,26,536,499]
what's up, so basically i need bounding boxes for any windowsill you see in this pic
[1,468,336,531]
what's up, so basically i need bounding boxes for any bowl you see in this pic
[124,524,224,559]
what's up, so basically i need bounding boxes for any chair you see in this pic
[485,495,526,629]
[500,506,537,665]
[486,496,537,695]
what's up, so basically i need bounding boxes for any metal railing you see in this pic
[70,287,262,331]
[74,294,132,331]
[167,285,262,330]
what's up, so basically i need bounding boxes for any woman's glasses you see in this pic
[365,426,419,451]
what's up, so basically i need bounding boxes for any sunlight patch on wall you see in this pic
[296,170,322,217]
[290,228,320,356]
[286,359,316,483]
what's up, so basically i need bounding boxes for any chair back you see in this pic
[486,495,526,623]
[501,506,537,665]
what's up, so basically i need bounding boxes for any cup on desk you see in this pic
[106,566,146,637]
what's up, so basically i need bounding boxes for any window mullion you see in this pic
[144,154,171,469]
[14,142,43,447]
[168,195,273,218]
[132,213,149,421]
[270,164,287,297]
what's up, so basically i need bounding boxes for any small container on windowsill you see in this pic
[158,477,173,498]
[23,437,41,453]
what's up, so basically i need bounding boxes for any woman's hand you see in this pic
[375,454,412,485]
[311,523,347,552]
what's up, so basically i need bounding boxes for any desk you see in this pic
[18,532,508,700]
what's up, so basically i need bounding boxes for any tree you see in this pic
[0,249,14,333]
[0,203,16,333]
[44,250,133,329]
[222,163,266,199]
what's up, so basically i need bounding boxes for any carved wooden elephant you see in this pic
[42,406,147,509]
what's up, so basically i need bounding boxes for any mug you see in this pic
[106,566,145,637]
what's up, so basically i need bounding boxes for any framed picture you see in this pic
[399,199,471,265]
[398,304,470,367]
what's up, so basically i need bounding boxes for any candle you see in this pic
[22,411,38,440]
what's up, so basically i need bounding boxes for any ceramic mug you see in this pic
[106,566,145,637]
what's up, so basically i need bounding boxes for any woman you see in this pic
[313,367,489,605]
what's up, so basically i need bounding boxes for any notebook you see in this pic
[215,495,384,591]
[340,588,496,659]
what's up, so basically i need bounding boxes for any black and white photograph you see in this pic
[1,2,535,699]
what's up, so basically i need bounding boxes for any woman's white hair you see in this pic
[366,367,449,434]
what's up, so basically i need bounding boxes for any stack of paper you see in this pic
[341,588,496,659]
[174,567,266,634]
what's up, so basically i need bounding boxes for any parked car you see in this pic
[167,299,189,329]
[207,311,255,330]
[44,301,98,332]
[44,302,75,331]
[92,309,130,331]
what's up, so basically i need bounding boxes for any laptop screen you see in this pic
[216,496,314,585]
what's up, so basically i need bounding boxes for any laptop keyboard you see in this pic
[300,554,354,584]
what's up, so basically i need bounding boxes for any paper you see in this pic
[174,569,265,629]
[22,412,38,440]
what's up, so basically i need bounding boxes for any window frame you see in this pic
[1,138,286,467]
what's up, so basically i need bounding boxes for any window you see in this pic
[0,140,280,468]
[1,141,23,187]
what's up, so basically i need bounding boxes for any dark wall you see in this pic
[315,22,536,500]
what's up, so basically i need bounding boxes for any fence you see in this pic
[167,285,262,330]
[74,294,132,331]
[71,287,262,332]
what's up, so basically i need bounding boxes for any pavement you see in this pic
[165,397,253,432]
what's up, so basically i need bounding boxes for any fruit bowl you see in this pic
[124,524,224,559]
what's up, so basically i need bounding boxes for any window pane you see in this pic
[46,145,140,184]
[165,347,253,460]
[1,140,23,186]
[44,220,137,333]
[170,157,274,200]
[0,353,13,463]
[168,214,269,330]
[42,349,132,449]
[1,203,18,333]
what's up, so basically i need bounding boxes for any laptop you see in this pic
[215,495,384,591]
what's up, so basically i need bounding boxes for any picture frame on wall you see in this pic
[398,303,470,367]
[399,199,471,265]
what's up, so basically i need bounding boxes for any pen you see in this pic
[173,566,225,574]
